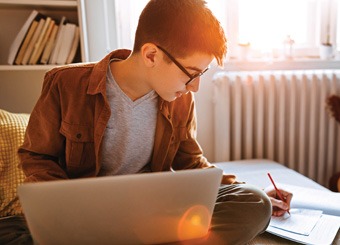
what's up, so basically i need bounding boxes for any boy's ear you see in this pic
[141,43,159,67]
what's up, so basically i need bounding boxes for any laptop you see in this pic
[18,168,222,245]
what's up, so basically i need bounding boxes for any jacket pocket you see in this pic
[60,121,95,177]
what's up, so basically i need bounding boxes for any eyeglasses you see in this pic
[156,45,209,86]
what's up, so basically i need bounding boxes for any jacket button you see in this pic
[76,133,82,139]
[168,115,171,119]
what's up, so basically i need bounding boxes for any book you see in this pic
[33,20,55,64]
[7,10,39,64]
[48,16,67,64]
[265,183,340,244]
[56,23,77,65]
[28,17,53,65]
[29,20,55,65]
[65,26,80,64]
[40,24,59,64]
[278,183,340,216]
[14,20,39,65]
[21,18,46,65]
[267,214,340,245]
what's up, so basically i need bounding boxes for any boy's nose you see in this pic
[186,77,200,92]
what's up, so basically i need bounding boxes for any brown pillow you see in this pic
[0,109,29,217]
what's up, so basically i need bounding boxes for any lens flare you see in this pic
[177,205,211,241]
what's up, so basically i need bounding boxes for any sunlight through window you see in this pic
[238,0,310,49]
[115,0,339,60]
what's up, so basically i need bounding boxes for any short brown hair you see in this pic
[133,0,227,66]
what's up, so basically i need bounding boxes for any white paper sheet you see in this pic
[269,209,323,236]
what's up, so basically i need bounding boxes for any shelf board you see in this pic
[0,65,58,71]
[0,0,77,7]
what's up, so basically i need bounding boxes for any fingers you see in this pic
[221,174,236,184]
[271,196,289,210]
[275,189,293,210]
[264,186,293,205]
[268,189,293,217]
[270,197,289,217]
[272,209,287,217]
[280,189,293,206]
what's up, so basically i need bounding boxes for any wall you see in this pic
[0,70,46,114]
[194,65,222,162]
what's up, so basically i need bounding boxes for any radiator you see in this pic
[213,70,340,187]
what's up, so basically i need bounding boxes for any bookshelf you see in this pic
[0,0,81,112]
[0,0,119,113]
[0,0,81,66]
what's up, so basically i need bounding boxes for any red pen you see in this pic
[267,173,290,215]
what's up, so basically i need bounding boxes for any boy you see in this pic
[13,0,292,244]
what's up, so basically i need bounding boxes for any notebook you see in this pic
[18,168,222,245]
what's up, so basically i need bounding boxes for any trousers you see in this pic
[0,184,271,245]
[0,215,32,245]
[170,184,272,245]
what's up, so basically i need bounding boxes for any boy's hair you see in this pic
[133,0,227,66]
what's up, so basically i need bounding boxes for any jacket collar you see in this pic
[87,49,132,95]
[87,49,173,113]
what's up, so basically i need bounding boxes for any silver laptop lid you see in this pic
[18,168,223,245]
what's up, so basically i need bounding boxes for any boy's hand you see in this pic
[221,174,246,185]
[264,186,293,217]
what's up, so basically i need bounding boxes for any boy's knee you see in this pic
[259,190,272,232]
[246,185,272,233]
[209,184,272,244]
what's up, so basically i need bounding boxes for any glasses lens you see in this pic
[185,67,209,85]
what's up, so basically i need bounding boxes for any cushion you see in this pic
[0,109,29,217]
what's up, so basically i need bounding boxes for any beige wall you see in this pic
[0,70,46,114]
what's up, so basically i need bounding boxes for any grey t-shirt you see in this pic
[99,60,158,176]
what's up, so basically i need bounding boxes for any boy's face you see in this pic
[152,47,213,102]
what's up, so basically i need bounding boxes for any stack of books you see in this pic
[8,10,80,65]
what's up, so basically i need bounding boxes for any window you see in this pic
[209,0,339,60]
[114,0,339,61]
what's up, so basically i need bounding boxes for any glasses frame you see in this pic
[156,45,209,86]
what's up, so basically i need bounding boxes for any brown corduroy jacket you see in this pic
[18,49,216,182]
